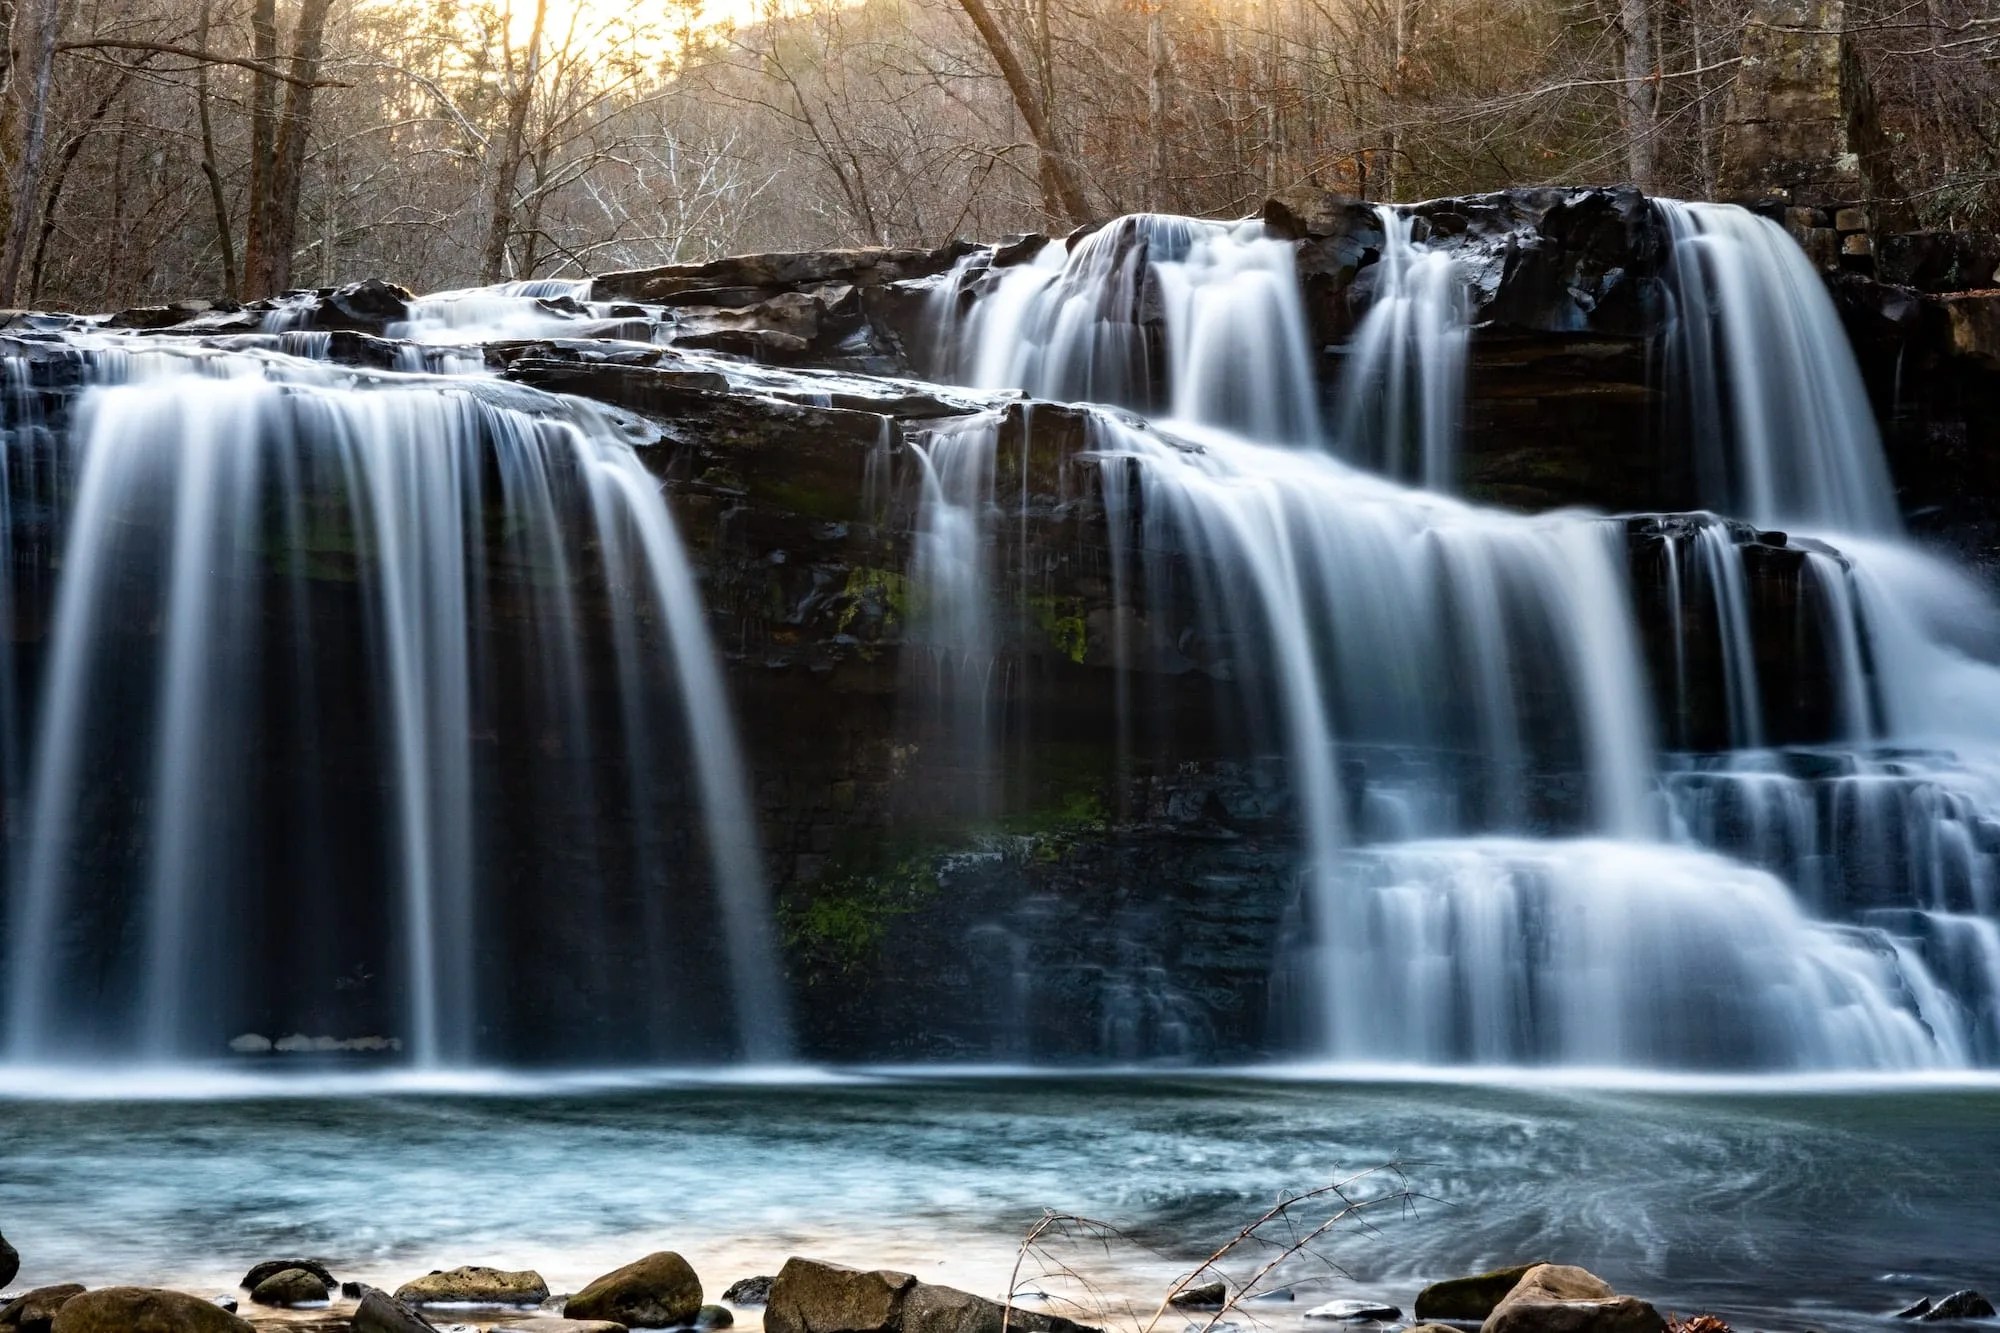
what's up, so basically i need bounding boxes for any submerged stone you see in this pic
[1922,1292,1997,1321]
[240,1258,335,1291]
[1303,1301,1401,1321]
[722,1277,776,1306]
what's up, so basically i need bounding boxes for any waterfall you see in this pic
[928,205,2000,1070]
[0,338,787,1065]
[1658,199,1900,534]
[938,214,1324,443]
[1332,206,1471,490]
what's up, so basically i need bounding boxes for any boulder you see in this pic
[698,1304,735,1327]
[47,1287,253,1333]
[351,1287,439,1333]
[764,1259,915,1333]
[395,1265,549,1307]
[564,1252,703,1329]
[1922,1292,1997,1321]
[1480,1265,1663,1333]
[248,1268,330,1307]
[1415,1262,1547,1322]
[240,1259,337,1292]
[1168,1283,1226,1310]
[1,1285,86,1333]
[1901,1299,1937,1319]
[722,1277,775,1307]
[0,1232,15,1289]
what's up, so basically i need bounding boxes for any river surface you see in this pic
[2,1070,1996,1332]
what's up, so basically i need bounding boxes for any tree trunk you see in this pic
[480,0,550,284]
[1618,0,1657,189]
[243,0,334,297]
[241,0,279,293]
[0,0,60,305]
[1147,7,1168,205]
[952,0,1088,225]
[195,0,238,300]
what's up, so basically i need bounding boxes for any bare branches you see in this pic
[1002,1165,1430,1333]
[55,40,348,87]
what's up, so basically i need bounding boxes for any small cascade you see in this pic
[907,411,1006,813]
[1293,838,1982,1068]
[1657,200,1900,534]
[937,215,1323,442]
[1332,206,1471,490]
[0,338,787,1065]
[388,278,599,345]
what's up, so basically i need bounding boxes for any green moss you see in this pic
[783,853,941,976]
[838,565,910,633]
[1029,594,1088,664]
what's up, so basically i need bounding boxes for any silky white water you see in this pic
[0,337,787,1065]
[926,204,2000,1069]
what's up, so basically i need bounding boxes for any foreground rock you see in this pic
[395,1266,548,1306]
[1168,1283,1225,1309]
[764,1258,1098,1333]
[240,1258,337,1291]
[248,1268,330,1307]
[1480,1265,1663,1333]
[351,1287,437,1333]
[1,1285,85,1333]
[723,1277,775,1307]
[1899,1291,1999,1321]
[1415,1262,1547,1321]
[564,1252,702,1328]
[46,1287,252,1333]
[1303,1301,1400,1321]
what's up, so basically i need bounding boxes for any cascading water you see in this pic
[1332,206,1471,490]
[935,214,1324,444]
[926,203,2000,1069]
[1658,200,1900,534]
[0,336,787,1066]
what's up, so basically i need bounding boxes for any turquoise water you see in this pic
[2,1071,1995,1331]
